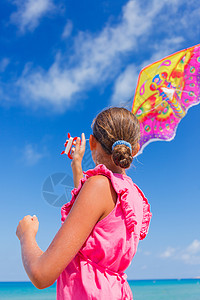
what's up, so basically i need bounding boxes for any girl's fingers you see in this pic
[80,133,86,151]
[71,147,75,158]
[72,134,85,158]
[75,137,81,151]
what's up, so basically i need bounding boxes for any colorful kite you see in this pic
[132,44,200,152]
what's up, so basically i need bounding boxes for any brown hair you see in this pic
[92,107,140,169]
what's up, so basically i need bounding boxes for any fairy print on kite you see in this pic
[132,44,200,152]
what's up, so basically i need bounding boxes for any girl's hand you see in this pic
[71,133,85,188]
[71,133,86,167]
[16,215,39,241]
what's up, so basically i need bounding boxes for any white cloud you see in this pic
[143,251,151,256]
[187,240,200,254]
[140,37,185,70]
[111,36,185,106]
[62,20,73,39]
[12,0,199,110]
[180,240,200,265]
[111,64,138,106]
[160,247,176,258]
[24,144,44,165]
[16,0,176,109]
[160,240,200,265]
[0,58,10,72]
[141,265,147,270]
[10,0,55,33]
[159,0,200,40]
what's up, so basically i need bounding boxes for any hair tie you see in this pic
[112,140,132,152]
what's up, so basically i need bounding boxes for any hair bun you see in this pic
[92,107,140,169]
[112,144,133,169]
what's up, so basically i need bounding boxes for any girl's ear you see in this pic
[132,143,140,157]
[89,134,97,151]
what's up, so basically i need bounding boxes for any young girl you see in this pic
[16,107,152,300]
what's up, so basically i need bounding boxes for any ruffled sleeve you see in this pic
[60,165,111,223]
[119,187,138,234]
[133,184,152,240]
[85,164,139,234]
[61,164,152,239]
[61,175,87,224]
[83,164,113,180]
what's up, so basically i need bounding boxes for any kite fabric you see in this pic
[132,44,200,153]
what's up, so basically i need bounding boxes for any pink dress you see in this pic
[57,164,152,300]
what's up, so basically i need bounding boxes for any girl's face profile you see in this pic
[89,134,106,166]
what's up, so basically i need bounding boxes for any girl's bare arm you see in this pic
[17,175,114,289]
[71,133,85,188]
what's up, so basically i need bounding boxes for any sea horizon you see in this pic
[1,278,200,300]
[1,277,199,282]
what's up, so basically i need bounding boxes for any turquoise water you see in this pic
[0,279,200,299]
[130,279,200,300]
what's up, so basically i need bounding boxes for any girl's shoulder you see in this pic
[83,164,130,191]
[84,164,152,239]
[61,164,152,240]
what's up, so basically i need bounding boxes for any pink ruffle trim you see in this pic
[119,187,138,233]
[133,184,152,240]
[61,176,87,224]
[85,164,139,234]
[61,164,151,238]
[83,164,113,180]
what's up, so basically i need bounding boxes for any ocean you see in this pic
[0,279,200,300]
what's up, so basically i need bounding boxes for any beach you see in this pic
[0,279,200,300]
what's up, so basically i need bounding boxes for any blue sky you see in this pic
[0,0,200,281]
